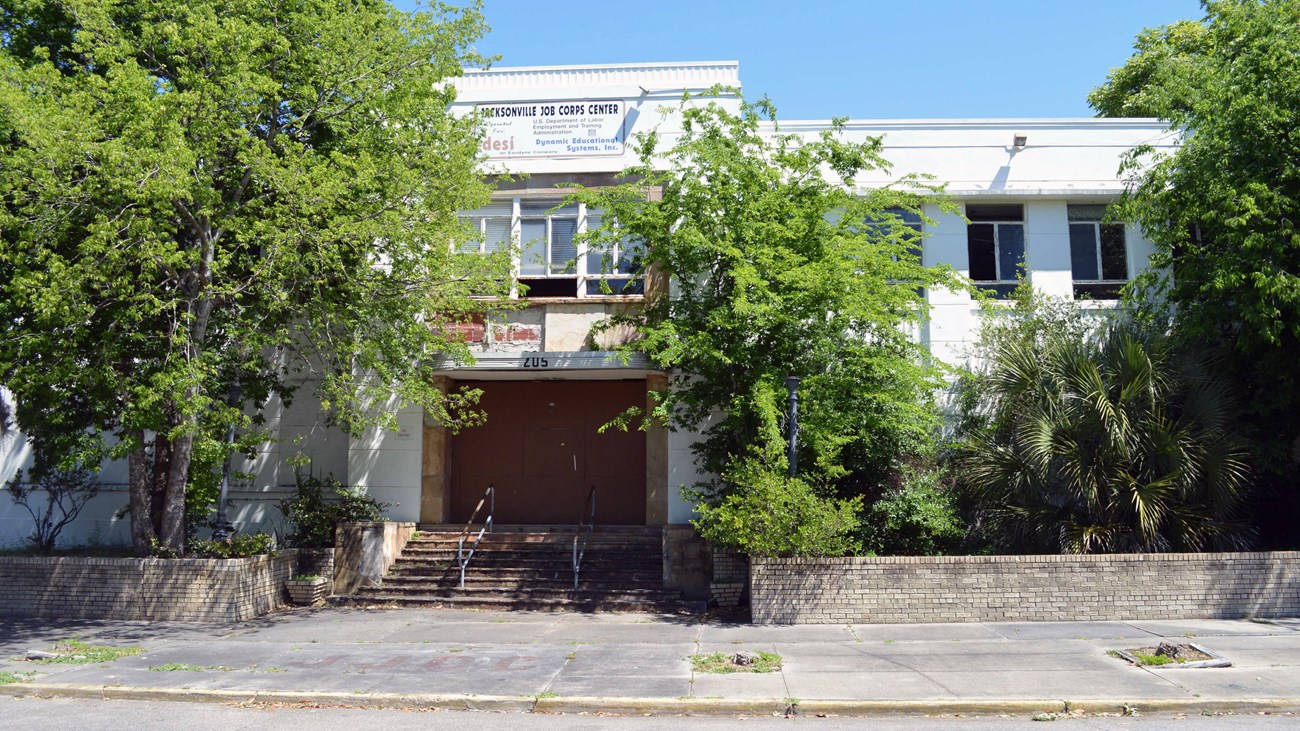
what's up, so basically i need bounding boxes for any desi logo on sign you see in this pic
[477,100,627,159]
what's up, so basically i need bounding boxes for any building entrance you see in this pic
[449,379,647,525]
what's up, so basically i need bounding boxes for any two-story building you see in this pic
[0,61,1176,562]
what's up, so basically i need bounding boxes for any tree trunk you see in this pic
[127,434,156,557]
[159,429,194,553]
[150,431,172,537]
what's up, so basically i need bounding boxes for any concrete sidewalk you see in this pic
[2,608,1299,717]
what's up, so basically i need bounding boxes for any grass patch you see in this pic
[1132,652,1176,666]
[0,671,36,685]
[690,651,782,674]
[148,663,233,672]
[34,640,141,664]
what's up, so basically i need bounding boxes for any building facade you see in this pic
[0,61,1175,548]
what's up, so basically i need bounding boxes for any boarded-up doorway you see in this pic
[450,380,646,525]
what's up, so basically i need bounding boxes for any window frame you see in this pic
[966,203,1026,298]
[1067,204,1129,300]
[458,196,645,299]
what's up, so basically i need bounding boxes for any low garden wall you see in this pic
[751,552,1300,625]
[0,550,296,622]
[333,521,416,594]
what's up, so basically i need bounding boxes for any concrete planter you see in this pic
[286,576,329,605]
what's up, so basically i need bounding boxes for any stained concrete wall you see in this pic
[333,521,416,594]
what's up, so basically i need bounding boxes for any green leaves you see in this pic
[955,290,1254,554]
[571,93,963,510]
[1,0,504,552]
[1096,2,1300,536]
[690,459,862,558]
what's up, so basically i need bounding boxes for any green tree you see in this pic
[953,290,1254,554]
[1086,18,1210,118]
[0,0,509,554]
[570,93,965,555]
[1090,0,1300,544]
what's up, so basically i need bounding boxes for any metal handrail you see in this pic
[457,484,494,589]
[572,485,596,590]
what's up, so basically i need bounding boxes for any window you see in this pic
[872,207,925,294]
[1068,204,1127,299]
[458,198,644,298]
[583,211,645,296]
[966,203,1025,298]
[519,200,579,296]
[877,207,923,252]
[458,201,512,255]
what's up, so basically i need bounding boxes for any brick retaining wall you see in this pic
[0,551,296,622]
[751,552,1300,625]
[710,549,748,608]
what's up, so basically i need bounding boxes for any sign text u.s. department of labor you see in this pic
[477,100,626,159]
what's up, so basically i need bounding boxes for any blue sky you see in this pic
[391,0,1203,119]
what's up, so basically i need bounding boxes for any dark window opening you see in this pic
[1067,204,1128,300]
[966,204,1025,298]
[519,277,579,298]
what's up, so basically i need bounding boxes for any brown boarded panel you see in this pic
[582,380,647,525]
[450,380,647,525]
[449,382,525,522]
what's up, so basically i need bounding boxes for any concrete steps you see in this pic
[338,525,692,613]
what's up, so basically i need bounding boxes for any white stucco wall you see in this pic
[347,399,423,523]
[0,61,1180,540]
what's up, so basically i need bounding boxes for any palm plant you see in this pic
[959,317,1253,554]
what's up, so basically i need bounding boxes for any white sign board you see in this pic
[477,100,627,159]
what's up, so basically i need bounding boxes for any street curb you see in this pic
[2,684,1298,717]
[0,685,534,712]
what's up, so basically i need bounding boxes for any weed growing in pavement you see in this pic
[689,651,781,674]
[1132,652,1176,666]
[33,639,141,664]
[148,664,233,672]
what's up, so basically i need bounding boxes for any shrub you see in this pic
[280,473,389,548]
[860,467,964,556]
[692,460,861,557]
[952,290,1254,553]
[187,532,276,558]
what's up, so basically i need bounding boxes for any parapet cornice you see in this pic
[454,61,741,93]
[770,118,1172,132]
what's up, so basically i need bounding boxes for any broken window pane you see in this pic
[1100,224,1127,281]
[967,223,996,281]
